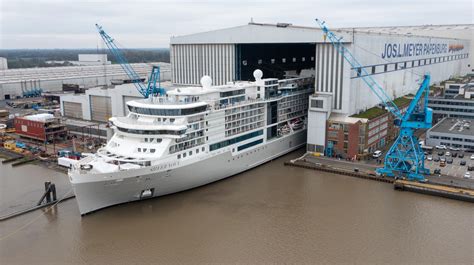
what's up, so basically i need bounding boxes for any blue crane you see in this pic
[316,19,433,181]
[95,24,164,98]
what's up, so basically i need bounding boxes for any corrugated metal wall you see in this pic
[90,95,112,122]
[171,44,235,85]
[315,43,344,110]
[63,102,83,119]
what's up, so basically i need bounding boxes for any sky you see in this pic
[0,0,472,49]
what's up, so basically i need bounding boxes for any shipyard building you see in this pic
[170,22,471,157]
[0,62,171,100]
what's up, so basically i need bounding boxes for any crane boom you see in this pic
[315,19,403,120]
[316,19,433,181]
[95,24,163,98]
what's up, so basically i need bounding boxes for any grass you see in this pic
[392,96,411,108]
[351,96,411,120]
[351,107,387,119]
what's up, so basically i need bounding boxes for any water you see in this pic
[1,151,473,264]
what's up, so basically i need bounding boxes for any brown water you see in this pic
[1,150,473,264]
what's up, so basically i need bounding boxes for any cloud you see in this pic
[0,0,472,48]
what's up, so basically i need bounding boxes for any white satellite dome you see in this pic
[200,76,212,89]
[253,69,263,80]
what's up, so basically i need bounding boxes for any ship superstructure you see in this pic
[69,70,313,215]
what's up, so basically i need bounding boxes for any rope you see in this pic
[0,188,74,242]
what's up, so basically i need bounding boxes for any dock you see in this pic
[285,154,474,203]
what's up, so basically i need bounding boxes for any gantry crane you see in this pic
[316,19,433,181]
[95,24,164,98]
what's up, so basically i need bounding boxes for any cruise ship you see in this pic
[69,70,313,215]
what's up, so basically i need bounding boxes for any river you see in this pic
[0,150,472,264]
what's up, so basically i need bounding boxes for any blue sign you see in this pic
[381,43,453,59]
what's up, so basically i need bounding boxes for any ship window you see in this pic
[138,148,141,152]
[282,58,286,63]
[196,149,199,154]
[183,153,187,158]
[242,60,247,66]
[202,147,205,152]
[271,59,275,64]
[150,149,156,153]
[189,151,192,156]
[144,138,148,142]
[178,154,181,159]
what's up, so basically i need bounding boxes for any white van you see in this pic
[373,150,383,158]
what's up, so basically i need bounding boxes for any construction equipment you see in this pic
[316,19,432,181]
[4,141,23,153]
[95,24,165,98]
[22,88,43,98]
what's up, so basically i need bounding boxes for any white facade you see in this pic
[0,57,7,70]
[345,31,470,116]
[78,54,109,64]
[341,24,474,72]
[60,83,147,121]
[0,62,171,99]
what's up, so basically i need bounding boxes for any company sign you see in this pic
[381,42,464,59]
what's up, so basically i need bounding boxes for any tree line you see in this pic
[0,48,170,69]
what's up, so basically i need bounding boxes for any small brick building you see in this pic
[14,114,67,142]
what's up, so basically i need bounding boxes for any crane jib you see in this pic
[315,19,432,181]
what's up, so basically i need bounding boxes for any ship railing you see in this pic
[149,96,202,105]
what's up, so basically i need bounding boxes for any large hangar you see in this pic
[171,22,471,156]
[170,23,340,86]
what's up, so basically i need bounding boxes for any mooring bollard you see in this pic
[44,181,52,203]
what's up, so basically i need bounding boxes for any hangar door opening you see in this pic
[90,95,112,122]
[63,102,83,119]
[235,43,316,81]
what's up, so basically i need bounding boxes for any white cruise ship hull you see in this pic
[70,130,306,215]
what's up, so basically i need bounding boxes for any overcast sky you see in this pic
[0,0,472,49]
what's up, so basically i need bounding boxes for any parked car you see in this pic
[436,145,447,150]
[470,154,474,160]
[445,152,451,157]
[427,155,433,161]
[468,166,474,171]
[460,160,467,166]
[440,161,446,167]
[464,172,471,179]
[440,157,446,162]
[433,169,441,175]
[459,153,465,159]
[452,153,458,158]
[449,146,461,151]
[434,157,440,162]
[372,150,383,158]
[447,158,453,164]
[438,151,444,156]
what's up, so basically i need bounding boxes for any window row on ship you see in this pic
[127,105,208,116]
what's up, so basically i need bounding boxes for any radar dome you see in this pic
[200,76,212,88]
[253,69,263,80]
